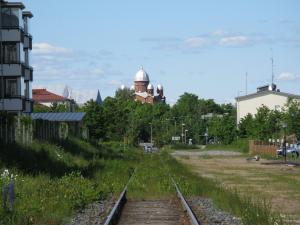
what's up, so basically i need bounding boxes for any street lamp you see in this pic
[181,123,185,143]
[281,122,287,163]
[185,129,188,144]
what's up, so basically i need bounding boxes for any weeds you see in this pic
[0,139,139,224]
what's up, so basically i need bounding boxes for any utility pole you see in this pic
[185,129,188,144]
[271,48,274,85]
[181,123,185,143]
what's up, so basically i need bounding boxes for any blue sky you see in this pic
[22,0,300,104]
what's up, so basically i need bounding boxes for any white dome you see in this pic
[157,84,163,90]
[134,68,149,82]
[130,85,135,91]
[120,84,125,90]
[147,83,154,90]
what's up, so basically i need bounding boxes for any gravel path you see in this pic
[189,197,242,225]
[68,198,115,225]
[172,150,242,157]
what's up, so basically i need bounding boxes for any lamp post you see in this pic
[181,123,185,143]
[185,129,188,144]
[281,122,287,163]
[282,122,287,163]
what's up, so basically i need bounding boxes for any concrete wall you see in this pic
[237,93,288,124]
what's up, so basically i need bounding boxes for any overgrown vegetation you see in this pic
[125,151,285,225]
[0,138,140,224]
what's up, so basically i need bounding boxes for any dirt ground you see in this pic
[172,150,300,224]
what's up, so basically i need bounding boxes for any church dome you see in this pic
[130,85,135,91]
[147,83,154,90]
[134,68,149,82]
[157,84,163,90]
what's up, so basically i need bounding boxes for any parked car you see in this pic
[277,146,299,158]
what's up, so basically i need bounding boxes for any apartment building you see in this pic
[0,0,33,115]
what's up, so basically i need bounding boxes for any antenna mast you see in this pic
[271,48,274,85]
[245,72,248,95]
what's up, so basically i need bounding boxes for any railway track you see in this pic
[104,171,200,225]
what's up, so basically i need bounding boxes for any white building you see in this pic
[236,84,300,124]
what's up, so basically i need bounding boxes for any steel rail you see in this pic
[172,178,201,225]
[104,169,136,225]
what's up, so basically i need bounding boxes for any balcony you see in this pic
[0,98,25,111]
[0,28,24,42]
[0,64,23,77]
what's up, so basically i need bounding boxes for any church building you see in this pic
[131,68,166,104]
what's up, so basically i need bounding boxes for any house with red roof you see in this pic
[32,89,75,109]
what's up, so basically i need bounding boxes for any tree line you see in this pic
[33,89,300,146]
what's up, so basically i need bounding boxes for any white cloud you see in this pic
[211,29,228,37]
[219,35,250,47]
[277,72,299,81]
[184,37,209,48]
[33,43,73,55]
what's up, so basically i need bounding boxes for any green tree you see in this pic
[284,99,300,139]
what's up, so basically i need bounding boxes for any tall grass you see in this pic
[0,138,140,224]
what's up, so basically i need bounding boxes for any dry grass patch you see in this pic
[174,151,300,223]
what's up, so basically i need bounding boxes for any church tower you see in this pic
[134,68,149,93]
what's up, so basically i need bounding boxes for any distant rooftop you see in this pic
[33,89,68,103]
[236,90,300,101]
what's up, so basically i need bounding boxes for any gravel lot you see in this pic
[68,198,115,225]
[189,197,242,225]
[172,150,242,157]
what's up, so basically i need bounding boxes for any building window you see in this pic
[0,43,24,64]
[1,7,23,28]
[5,79,18,97]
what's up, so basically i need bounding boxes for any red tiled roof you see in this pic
[33,89,67,103]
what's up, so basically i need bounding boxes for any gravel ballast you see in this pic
[189,197,243,225]
[68,198,115,225]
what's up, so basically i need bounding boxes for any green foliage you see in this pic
[206,138,249,153]
[284,99,300,138]
[19,116,32,128]
[115,87,134,101]
[238,102,300,141]
[0,139,139,224]
[208,114,236,144]
[50,102,68,112]
[81,91,234,145]
[33,104,50,113]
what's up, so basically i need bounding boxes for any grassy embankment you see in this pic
[0,138,140,225]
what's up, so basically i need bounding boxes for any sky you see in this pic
[21,0,300,104]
